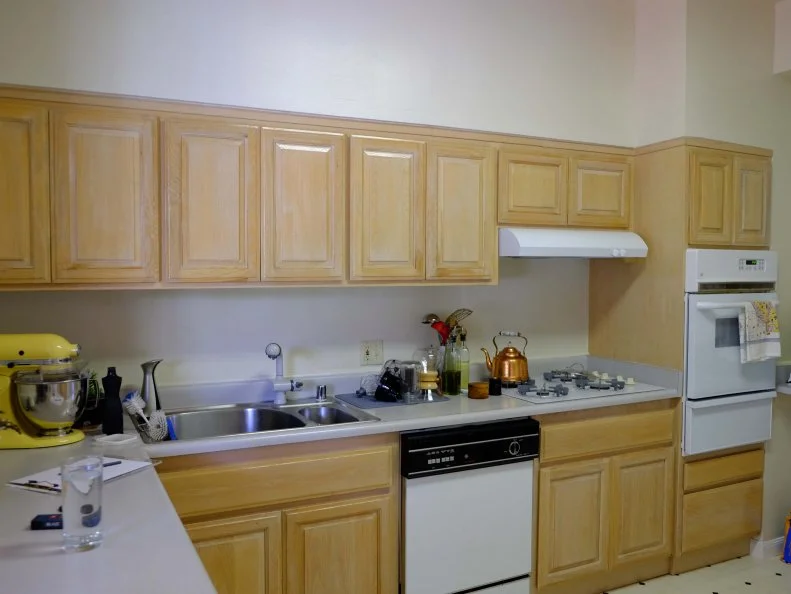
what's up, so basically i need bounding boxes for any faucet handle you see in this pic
[316,385,327,402]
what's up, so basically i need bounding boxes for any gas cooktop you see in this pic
[503,369,666,404]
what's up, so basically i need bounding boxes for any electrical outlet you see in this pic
[360,340,384,366]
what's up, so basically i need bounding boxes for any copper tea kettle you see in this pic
[481,331,529,385]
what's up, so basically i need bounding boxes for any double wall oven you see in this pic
[683,249,779,456]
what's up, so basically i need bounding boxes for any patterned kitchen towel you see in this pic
[738,300,781,363]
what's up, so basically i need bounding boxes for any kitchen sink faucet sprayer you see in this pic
[140,359,162,417]
[266,343,304,405]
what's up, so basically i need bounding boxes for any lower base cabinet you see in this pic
[187,512,282,594]
[158,435,399,594]
[285,496,394,594]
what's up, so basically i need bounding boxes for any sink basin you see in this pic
[166,406,306,440]
[150,398,379,442]
[296,405,360,425]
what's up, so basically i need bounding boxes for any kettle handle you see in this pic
[494,331,528,354]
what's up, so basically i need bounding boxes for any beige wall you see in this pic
[0,259,589,386]
[684,0,791,541]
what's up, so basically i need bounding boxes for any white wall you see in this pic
[0,0,636,146]
[634,0,687,145]
[684,0,791,541]
[0,259,589,386]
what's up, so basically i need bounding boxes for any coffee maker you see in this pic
[0,334,87,449]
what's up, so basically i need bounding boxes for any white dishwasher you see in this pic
[401,418,539,594]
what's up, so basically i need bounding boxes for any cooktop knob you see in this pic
[601,372,610,380]
[612,248,620,257]
[508,440,521,456]
[626,377,636,385]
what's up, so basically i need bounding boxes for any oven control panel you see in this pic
[738,258,766,272]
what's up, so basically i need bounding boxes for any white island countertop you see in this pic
[147,386,679,458]
[0,440,215,594]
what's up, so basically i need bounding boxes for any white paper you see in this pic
[6,457,152,495]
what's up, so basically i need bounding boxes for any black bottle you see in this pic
[101,367,124,435]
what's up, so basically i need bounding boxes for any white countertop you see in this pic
[778,383,791,395]
[0,439,215,594]
[146,388,679,458]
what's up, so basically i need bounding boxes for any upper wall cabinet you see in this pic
[349,136,426,281]
[733,156,770,247]
[427,141,497,281]
[0,102,50,283]
[688,148,770,247]
[568,155,631,228]
[262,128,345,282]
[498,146,632,229]
[498,148,567,226]
[688,149,733,246]
[164,119,261,282]
[52,108,159,283]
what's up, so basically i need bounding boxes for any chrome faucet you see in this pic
[265,343,303,405]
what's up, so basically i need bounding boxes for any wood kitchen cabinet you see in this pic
[158,434,398,594]
[426,141,497,281]
[0,101,50,283]
[688,147,770,247]
[537,459,610,586]
[733,155,770,246]
[262,128,345,281]
[51,107,159,282]
[568,155,631,228]
[349,136,426,281]
[534,400,678,594]
[498,146,631,229]
[610,447,674,566]
[285,496,394,594]
[186,512,282,594]
[164,119,261,282]
[498,148,568,226]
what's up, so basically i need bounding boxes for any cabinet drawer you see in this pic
[160,444,394,519]
[541,409,674,463]
[684,449,764,493]
[681,479,763,553]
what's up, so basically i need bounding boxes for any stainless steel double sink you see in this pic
[161,398,379,441]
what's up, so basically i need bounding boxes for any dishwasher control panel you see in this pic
[401,418,539,478]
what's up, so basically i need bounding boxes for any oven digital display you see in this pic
[738,258,765,271]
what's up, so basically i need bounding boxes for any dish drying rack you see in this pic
[122,391,171,443]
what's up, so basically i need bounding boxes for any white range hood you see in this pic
[498,227,648,258]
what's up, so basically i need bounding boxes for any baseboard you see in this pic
[750,536,785,559]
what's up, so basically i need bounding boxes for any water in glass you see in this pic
[61,455,103,551]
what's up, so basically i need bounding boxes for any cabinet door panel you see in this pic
[681,478,763,553]
[537,459,609,587]
[733,156,770,247]
[350,136,425,280]
[262,129,345,281]
[689,149,733,245]
[611,447,674,566]
[187,511,282,594]
[52,108,158,282]
[498,148,567,226]
[285,496,396,594]
[568,156,631,228]
[165,120,260,282]
[0,102,49,283]
[427,141,496,281]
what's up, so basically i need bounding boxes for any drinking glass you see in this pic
[61,455,103,551]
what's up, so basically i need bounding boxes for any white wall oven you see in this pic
[684,249,779,456]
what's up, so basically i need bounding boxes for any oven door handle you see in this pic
[696,300,779,311]
[686,391,777,409]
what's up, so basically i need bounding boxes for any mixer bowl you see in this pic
[14,373,86,436]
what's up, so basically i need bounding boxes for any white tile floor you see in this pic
[609,556,791,593]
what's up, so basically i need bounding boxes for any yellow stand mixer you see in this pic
[0,333,86,449]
